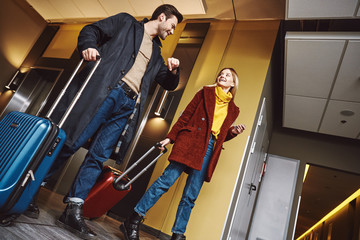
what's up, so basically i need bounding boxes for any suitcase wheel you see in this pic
[0,214,20,227]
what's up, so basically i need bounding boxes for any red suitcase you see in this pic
[83,143,167,219]
[82,166,131,219]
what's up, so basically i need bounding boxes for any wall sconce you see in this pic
[5,70,25,92]
[154,90,174,119]
[154,90,169,117]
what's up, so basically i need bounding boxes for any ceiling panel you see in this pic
[24,0,284,23]
[283,95,327,132]
[26,0,62,20]
[284,32,360,139]
[73,0,108,18]
[99,0,136,16]
[131,0,163,17]
[49,0,83,19]
[285,38,345,98]
[331,40,360,102]
[287,0,360,19]
[165,0,207,15]
[319,100,360,138]
[25,0,208,22]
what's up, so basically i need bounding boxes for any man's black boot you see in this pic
[171,233,186,240]
[56,202,96,240]
[23,199,40,219]
[119,212,144,240]
[23,190,40,219]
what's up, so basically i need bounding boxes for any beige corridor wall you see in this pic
[0,0,46,91]
[144,20,280,239]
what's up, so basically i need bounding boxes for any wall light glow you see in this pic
[0,90,15,111]
[142,117,169,139]
[297,188,360,239]
[303,164,310,182]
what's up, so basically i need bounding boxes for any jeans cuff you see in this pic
[68,197,84,204]
[134,208,145,217]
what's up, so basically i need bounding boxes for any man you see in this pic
[33,4,182,240]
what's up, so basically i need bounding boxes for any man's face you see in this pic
[158,14,178,40]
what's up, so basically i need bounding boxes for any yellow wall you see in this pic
[160,22,186,61]
[42,24,86,59]
[144,20,279,239]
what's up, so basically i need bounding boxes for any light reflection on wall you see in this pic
[303,164,310,182]
[0,90,14,113]
[297,188,360,239]
[142,117,170,140]
[2,44,24,69]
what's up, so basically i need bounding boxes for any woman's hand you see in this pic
[232,124,246,135]
[158,138,171,151]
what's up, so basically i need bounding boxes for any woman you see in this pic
[120,68,246,240]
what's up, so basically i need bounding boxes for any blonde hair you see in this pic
[213,68,239,97]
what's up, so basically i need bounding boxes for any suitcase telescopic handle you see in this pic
[46,56,102,128]
[114,142,167,191]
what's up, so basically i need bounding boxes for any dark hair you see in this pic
[150,4,183,23]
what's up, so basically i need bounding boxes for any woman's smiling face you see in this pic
[216,69,234,92]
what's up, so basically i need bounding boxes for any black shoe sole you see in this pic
[56,219,97,240]
[23,211,39,219]
[119,224,130,240]
[0,214,19,227]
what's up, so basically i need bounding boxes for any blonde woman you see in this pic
[121,68,245,240]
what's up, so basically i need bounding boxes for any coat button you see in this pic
[201,117,205,121]
[107,86,112,91]
[132,53,135,59]
[121,70,125,75]
[198,127,201,130]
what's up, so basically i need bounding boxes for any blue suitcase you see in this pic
[0,112,66,215]
[0,58,101,224]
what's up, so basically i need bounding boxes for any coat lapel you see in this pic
[134,18,153,59]
[203,87,215,129]
[146,38,161,72]
[219,100,239,137]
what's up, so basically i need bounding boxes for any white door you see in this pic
[223,98,269,240]
[247,155,299,240]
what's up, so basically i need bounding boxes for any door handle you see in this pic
[248,183,257,194]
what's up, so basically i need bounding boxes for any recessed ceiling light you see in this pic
[340,110,354,116]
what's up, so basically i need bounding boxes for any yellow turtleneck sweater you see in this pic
[211,86,232,139]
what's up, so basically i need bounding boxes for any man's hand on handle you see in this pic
[82,48,100,61]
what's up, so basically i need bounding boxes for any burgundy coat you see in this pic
[166,86,240,182]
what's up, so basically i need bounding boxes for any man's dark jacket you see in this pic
[53,13,179,163]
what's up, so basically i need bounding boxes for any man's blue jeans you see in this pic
[46,83,136,202]
[134,134,215,234]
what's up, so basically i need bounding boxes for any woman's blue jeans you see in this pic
[46,83,136,202]
[134,134,215,234]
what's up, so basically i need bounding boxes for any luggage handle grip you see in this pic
[113,142,167,190]
[46,56,101,128]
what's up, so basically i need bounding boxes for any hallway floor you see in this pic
[0,188,159,240]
